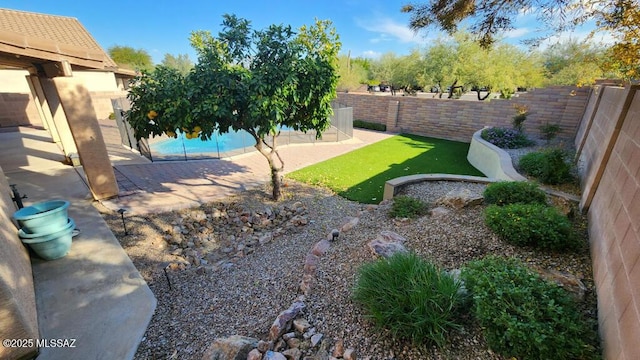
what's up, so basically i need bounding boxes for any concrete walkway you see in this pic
[0,127,156,360]
[98,119,394,215]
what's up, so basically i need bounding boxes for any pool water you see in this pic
[150,129,255,155]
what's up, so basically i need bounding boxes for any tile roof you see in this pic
[0,8,118,69]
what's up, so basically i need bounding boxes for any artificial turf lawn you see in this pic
[287,133,485,204]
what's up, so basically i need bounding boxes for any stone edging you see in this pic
[383,174,497,200]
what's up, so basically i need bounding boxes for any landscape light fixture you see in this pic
[331,229,340,241]
[117,208,128,235]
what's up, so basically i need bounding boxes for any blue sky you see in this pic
[1,0,612,64]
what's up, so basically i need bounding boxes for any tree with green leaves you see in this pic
[336,54,368,92]
[401,0,639,81]
[421,32,543,99]
[127,14,340,200]
[108,45,154,72]
[541,40,613,86]
[160,53,193,76]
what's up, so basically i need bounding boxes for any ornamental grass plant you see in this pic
[352,252,465,347]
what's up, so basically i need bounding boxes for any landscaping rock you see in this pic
[536,268,587,301]
[310,333,323,347]
[293,318,312,333]
[343,348,356,360]
[340,217,359,232]
[367,232,408,258]
[378,230,406,244]
[264,351,287,360]
[202,335,258,360]
[436,188,483,209]
[283,347,302,360]
[247,348,263,360]
[269,300,306,340]
[311,239,331,256]
[332,339,344,358]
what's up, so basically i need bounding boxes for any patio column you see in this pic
[51,76,119,200]
[38,77,79,163]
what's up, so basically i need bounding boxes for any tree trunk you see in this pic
[251,130,284,201]
[447,79,458,99]
[476,90,491,101]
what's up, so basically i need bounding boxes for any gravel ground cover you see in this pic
[99,180,598,359]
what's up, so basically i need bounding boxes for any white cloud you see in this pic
[504,28,533,39]
[361,50,382,59]
[355,16,420,44]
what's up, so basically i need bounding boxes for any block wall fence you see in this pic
[337,86,590,142]
[575,84,640,359]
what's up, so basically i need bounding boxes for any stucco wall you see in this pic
[90,91,129,119]
[0,69,126,126]
[337,86,590,143]
[467,128,527,181]
[577,85,640,359]
[0,166,39,359]
[0,70,41,127]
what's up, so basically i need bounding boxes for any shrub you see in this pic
[517,151,546,178]
[481,127,535,149]
[461,256,598,360]
[540,122,561,141]
[484,203,577,250]
[108,112,116,120]
[483,181,547,206]
[353,119,386,131]
[519,148,574,185]
[512,113,527,132]
[352,252,464,347]
[389,195,426,218]
[512,104,529,132]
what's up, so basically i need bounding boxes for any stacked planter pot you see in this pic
[13,200,75,260]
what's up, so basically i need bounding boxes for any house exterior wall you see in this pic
[0,69,42,127]
[0,165,39,359]
[0,69,127,126]
[337,86,590,143]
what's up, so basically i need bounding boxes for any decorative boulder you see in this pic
[202,335,259,360]
[368,231,408,258]
[436,188,483,209]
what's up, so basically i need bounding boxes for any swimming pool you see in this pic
[150,129,255,156]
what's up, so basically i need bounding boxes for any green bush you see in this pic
[483,181,547,206]
[517,151,546,178]
[108,112,116,120]
[519,148,574,185]
[389,195,427,218]
[485,203,576,250]
[461,256,598,360]
[352,252,464,347]
[540,123,561,141]
[353,119,386,131]
[512,113,527,132]
[481,127,535,149]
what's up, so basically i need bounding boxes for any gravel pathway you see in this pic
[98,180,598,359]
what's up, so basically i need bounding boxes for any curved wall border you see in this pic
[382,128,580,202]
[466,127,527,181]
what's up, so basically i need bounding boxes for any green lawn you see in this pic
[287,134,485,204]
